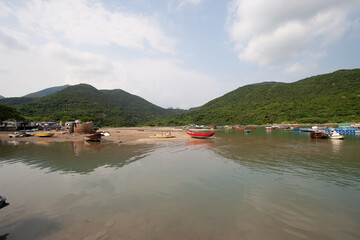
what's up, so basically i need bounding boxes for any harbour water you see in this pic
[0,129,359,239]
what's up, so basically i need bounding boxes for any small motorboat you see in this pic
[310,131,329,139]
[330,131,344,140]
[186,130,215,139]
[35,132,55,137]
[0,196,9,209]
[265,126,275,130]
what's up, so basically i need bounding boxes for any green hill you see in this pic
[155,69,360,126]
[0,84,185,126]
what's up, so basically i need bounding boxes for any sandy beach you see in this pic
[0,127,194,144]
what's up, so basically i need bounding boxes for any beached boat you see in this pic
[35,132,55,137]
[186,130,215,139]
[265,126,275,130]
[329,131,344,140]
[150,134,175,138]
[84,133,102,142]
[310,132,328,139]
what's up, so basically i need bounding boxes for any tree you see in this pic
[0,104,24,121]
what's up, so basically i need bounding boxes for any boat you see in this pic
[35,132,55,137]
[150,133,175,138]
[186,130,215,139]
[329,131,344,140]
[265,126,275,130]
[310,131,328,139]
[8,132,20,138]
[84,133,102,142]
[0,196,9,210]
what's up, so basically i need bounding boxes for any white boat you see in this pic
[330,131,344,139]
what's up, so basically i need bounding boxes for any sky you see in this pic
[0,0,359,109]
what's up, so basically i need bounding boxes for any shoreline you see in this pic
[0,127,192,145]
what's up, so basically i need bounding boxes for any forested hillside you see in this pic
[0,84,185,126]
[155,69,360,125]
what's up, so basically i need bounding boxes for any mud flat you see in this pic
[0,127,193,144]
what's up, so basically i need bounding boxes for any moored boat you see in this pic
[186,130,215,139]
[84,133,102,142]
[329,131,344,140]
[35,132,55,137]
[310,131,328,139]
[150,133,175,138]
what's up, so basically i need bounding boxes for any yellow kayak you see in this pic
[150,134,175,138]
[35,132,55,137]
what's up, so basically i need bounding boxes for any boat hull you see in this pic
[35,133,55,137]
[186,130,215,139]
[310,132,328,139]
[84,133,102,142]
[149,135,175,138]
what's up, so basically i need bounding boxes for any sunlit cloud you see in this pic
[226,0,360,73]
[13,0,176,54]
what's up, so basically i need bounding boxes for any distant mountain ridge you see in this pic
[0,95,4,99]
[24,85,70,98]
[155,69,360,125]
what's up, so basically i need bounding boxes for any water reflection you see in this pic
[0,141,157,174]
[214,130,360,187]
[1,132,360,240]
[187,140,214,148]
[330,138,343,153]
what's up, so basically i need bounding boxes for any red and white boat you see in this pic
[186,130,215,139]
[310,132,329,139]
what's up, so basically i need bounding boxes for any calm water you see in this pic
[0,129,359,240]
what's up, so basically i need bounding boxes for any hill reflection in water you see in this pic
[0,141,157,174]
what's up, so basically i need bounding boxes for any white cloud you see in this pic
[13,0,176,54]
[122,58,220,109]
[42,43,219,108]
[0,27,28,51]
[42,43,126,90]
[227,0,360,72]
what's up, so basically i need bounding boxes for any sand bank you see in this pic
[0,127,195,144]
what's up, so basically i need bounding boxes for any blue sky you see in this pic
[1,0,359,109]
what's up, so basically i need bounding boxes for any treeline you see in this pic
[154,69,360,126]
[0,84,185,126]
[1,69,359,126]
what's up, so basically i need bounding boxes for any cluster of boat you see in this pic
[310,130,344,139]
[8,131,55,138]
